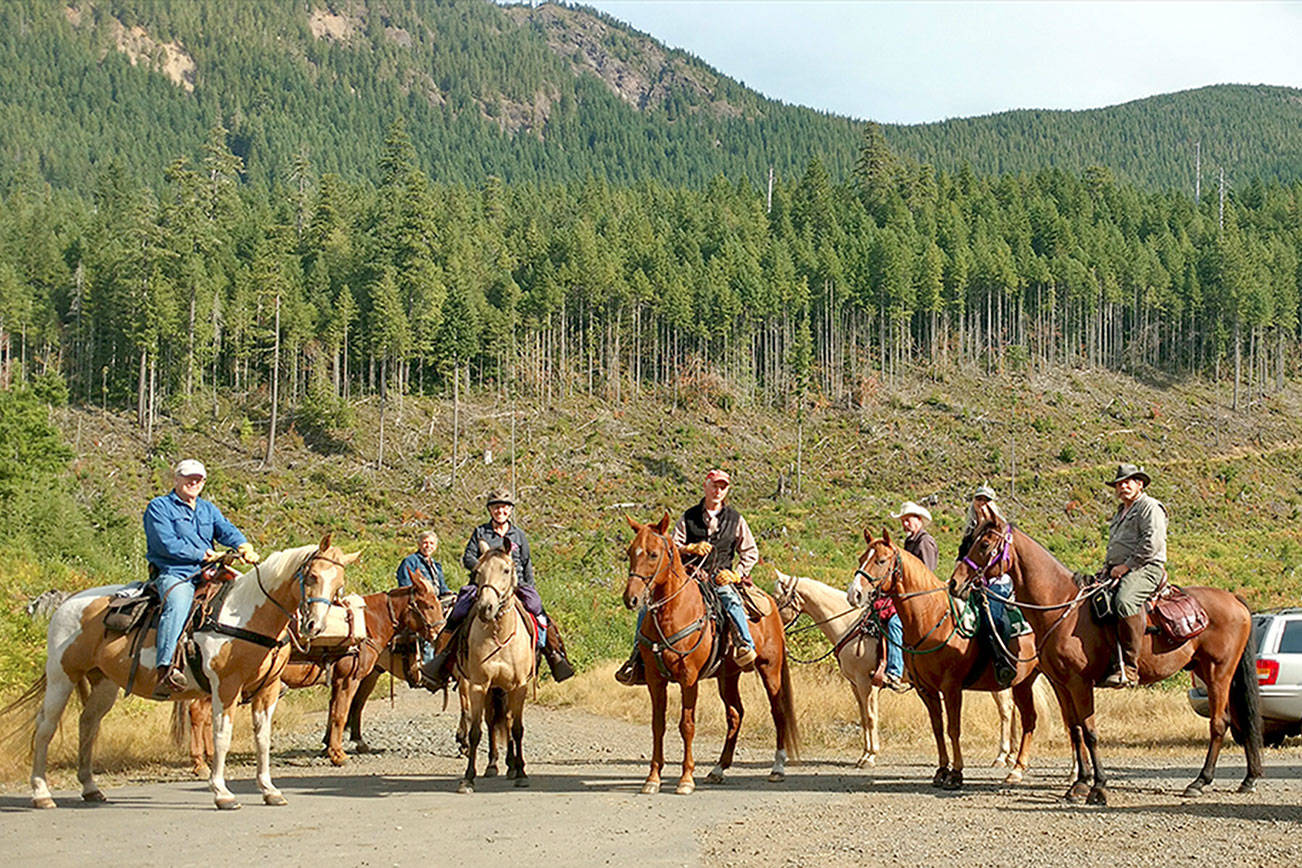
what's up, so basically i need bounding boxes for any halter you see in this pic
[254,549,347,651]
[960,525,1013,587]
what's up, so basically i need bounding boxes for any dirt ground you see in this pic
[2,686,1301,867]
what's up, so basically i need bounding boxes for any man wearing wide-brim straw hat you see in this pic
[1101,463,1166,688]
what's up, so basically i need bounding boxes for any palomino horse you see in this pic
[17,534,357,810]
[773,570,1026,770]
[848,529,1041,789]
[950,507,1263,804]
[623,513,799,795]
[456,539,536,793]
[177,572,444,774]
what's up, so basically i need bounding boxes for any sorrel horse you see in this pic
[13,535,357,810]
[848,528,1041,789]
[774,570,1029,770]
[623,513,799,795]
[457,539,536,794]
[177,573,444,774]
[950,507,1263,804]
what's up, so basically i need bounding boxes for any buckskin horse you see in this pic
[177,571,444,774]
[623,513,799,795]
[848,528,1042,789]
[11,534,357,810]
[949,505,1263,804]
[456,539,536,793]
[774,569,1029,771]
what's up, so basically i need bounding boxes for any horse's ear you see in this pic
[502,537,514,555]
[409,570,432,595]
[319,532,334,552]
[882,527,892,546]
[625,513,641,532]
[862,526,872,544]
[340,550,361,566]
[654,510,671,535]
[774,568,790,588]
[478,539,490,555]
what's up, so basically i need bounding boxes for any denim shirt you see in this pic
[143,491,247,580]
[396,552,449,594]
[462,522,533,586]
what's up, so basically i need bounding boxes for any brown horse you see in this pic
[178,573,445,774]
[848,528,1041,789]
[949,507,1263,804]
[623,512,799,795]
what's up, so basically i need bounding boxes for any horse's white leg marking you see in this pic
[31,667,77,807]
[208,689,239,809]
[77,678,120,799]
[252,694,284,805]
[993,689,1013,766]
[771,748,787,778]
[708,763,726,782]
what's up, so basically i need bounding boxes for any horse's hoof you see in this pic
[1086,786,1108,806]
[263,792,288,807]
[513,775,530,788]
[640,781,661,795]
[705,770,724,784]
[675,780,696,795]
[931,768,948,788]
[1181,783,1205,798]
[942,770,963,791]
[215,798,242,811]
[1238,778,1258,794]
[1003,768,1025,785]
[32,797,56,810]
[353,742,372,755]
[856,755,875,769]
[328,751,347,767]
[504,766,518,780]
[192,765,210,779]
[484,764,499,778]
[768,772,785,783]
[457,781,474,794]
[82,790,107,803]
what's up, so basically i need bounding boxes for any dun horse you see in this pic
[849,529,1041,789]
[178,572,444,775]
[950,507,1262,804]
[623,513,799,795]
[12,535,357,810]
[774,570,1028,770]
[457,539,536,793]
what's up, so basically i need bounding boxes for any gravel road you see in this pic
[3,686,1301,867]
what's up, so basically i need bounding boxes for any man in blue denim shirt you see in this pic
[143,459,257,693]
[396,529,449,663]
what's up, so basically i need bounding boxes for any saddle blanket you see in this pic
[958,594,1031,640]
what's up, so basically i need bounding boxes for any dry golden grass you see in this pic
[540,660,1219,762]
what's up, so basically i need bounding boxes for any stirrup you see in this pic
[733,645,757,671]
[1099,665,1138,689]
[615,652,645,686]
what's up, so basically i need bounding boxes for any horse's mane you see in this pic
[236,543,319,588]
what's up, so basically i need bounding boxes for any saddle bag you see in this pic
[310,594,369,647]
[1148,585,1208,643]
[104,583,157,633]
[737,582,772,620]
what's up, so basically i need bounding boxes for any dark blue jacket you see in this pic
[462,522,533,586]
[396,552,449,594]
[143,491,247,580]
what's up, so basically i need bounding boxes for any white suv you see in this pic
[1188,610,1302,746]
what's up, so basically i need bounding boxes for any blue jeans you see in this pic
[716,585,754,650]
[885,613,904,678]
[985,575,1012,634]
[154,572,197,669]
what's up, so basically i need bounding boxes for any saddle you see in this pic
[737,582,773,619]
[1088,573,1208,644]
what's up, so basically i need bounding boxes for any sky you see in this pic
[578,1,1302,125]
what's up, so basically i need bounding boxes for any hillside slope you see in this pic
[1,1,1298,193]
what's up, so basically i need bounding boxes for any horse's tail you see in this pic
[777,653,800,761]
[172,699,191,752]
[0,674,48,751]
[1228,597,1263,779]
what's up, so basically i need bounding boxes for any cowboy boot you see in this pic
[1100,613,1144,688]
[151,664,187,699]
[541,620,576,682]
[419,630,456,691]
[614,646,645,686]
[730,627,757,671]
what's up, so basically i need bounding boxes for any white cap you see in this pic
[174,459,207,478]
[890,501,932,523]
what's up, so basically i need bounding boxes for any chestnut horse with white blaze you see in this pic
[950,506,1263,805]
[624,513,798,795]
[848,528,1043,790]
[12,534,357,810]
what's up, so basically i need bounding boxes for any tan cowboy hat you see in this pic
[1105,463,1151,487]
[890,501,932,523]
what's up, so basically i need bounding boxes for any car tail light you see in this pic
[1258,659,1279,686]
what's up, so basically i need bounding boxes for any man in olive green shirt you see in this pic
[1100,463,1167,688]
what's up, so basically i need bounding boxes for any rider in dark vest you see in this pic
[616,469,758,685]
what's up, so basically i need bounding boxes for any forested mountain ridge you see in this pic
[2,0,1299,194]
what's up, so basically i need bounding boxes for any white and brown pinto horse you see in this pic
[21,534,357,810]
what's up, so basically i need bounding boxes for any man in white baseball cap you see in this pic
[143,459,258,694]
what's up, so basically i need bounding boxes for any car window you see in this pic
[1277,620,1302,654]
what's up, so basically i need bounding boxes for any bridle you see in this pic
[626,529,712,669]
[775,575,874,665]
[254,549,348,652]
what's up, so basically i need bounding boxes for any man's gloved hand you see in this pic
[237,542,261,564]
[714,568,740,586]
[683,541,713,557]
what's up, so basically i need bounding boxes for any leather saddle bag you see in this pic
[1148,584,1208,643]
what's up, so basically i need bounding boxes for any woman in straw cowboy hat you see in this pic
[876,501,938,691]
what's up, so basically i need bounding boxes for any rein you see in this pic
[858,548,960,657]
[198,549,343,652]
[630,531,714,671]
